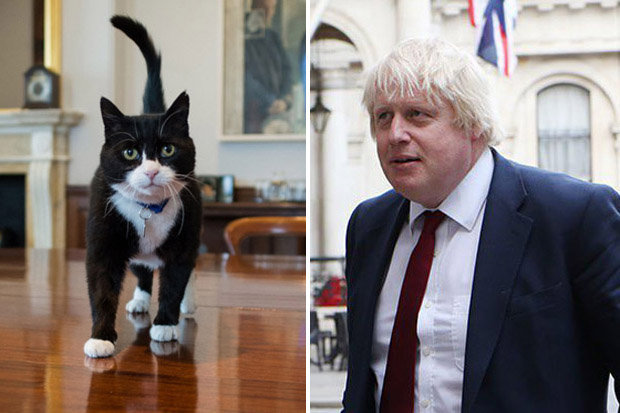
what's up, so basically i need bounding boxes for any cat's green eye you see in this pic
[123,148,139,161]
[161,144,176,158]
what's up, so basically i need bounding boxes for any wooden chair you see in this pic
[223,216,306,255]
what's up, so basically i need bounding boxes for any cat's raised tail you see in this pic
[110,15,165,114]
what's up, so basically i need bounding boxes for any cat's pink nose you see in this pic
[145,170,159,181]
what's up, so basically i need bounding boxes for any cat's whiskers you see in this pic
[175,172,202,185]
[168,181,186,236]
[177,197,185,236]
[103,197,115,218]
[129,185,141,204]
[171,182,184,209]
[166,183,179,210]
[162,181,170,200]
[159,180,184,236]
[173,173,200,204]
[179,183,200,205]
[163,181,173,199]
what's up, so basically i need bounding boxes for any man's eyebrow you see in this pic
[372,104,392,114]
[401,98,439,111]
[411,103,438,113]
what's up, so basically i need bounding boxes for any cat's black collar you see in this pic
[137,198,169,214]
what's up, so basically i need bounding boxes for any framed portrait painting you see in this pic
[223,0,306,141]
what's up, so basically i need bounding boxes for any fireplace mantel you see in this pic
[0,109,83,248]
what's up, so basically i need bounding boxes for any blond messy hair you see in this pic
[363,38,500,144]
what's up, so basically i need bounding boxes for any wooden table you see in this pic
[0,249,306,412]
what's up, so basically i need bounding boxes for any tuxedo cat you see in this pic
[84,15,201,358]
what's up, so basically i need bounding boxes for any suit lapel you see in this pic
[360,195,410,300]
[461,151,533,413]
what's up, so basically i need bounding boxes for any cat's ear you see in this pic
[161,92,190,137]
[100,97,126,137]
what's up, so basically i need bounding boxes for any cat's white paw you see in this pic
[125,287,151,313]
[126,298,150,313]
[150,324,178,342]
[84,338,115,358]
[180,274,196,314]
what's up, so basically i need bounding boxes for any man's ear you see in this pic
[100,97,126,137]
[161,91,190,137]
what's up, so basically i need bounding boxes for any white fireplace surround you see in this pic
[0,109,82,248]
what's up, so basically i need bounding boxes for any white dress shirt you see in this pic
[371,148,494,413]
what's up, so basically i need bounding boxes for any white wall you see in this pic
[62,0,305,186]
[62,0,116,186]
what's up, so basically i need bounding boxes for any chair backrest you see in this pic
[310,310,319,331]
[224,216,306,255]
[334,312,348,345]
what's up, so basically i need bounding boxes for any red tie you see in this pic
[380,210,445,413]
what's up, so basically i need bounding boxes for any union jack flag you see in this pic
[469,0,518,77]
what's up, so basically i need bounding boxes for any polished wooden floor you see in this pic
[0,249,306,412]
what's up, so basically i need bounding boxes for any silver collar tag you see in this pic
[138,207,153,237]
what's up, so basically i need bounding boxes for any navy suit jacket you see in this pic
[342,150,619,412]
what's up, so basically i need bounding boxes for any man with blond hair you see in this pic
[342,38,619,412]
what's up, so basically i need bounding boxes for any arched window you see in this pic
[537,84,591,181]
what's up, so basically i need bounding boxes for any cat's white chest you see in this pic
[110,192,180,260]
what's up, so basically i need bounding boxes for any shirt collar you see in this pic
[409,147,494,232]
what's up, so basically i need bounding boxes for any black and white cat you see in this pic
[84,15,201,358]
